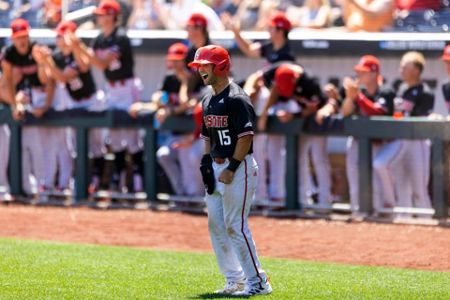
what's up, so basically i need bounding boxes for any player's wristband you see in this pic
[226,158,241,172]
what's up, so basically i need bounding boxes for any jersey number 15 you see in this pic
[218,129,231,146]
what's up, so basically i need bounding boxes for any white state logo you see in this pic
[245,121,252,127]
[218,99,224,103]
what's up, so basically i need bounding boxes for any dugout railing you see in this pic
[0,104,448,219]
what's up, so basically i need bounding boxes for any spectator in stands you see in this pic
[286,0,333,29]
[127,0,163,29]
[224,11,295,65]
[395,0,441,11]
[220,0,276,31]
[373,51,434,219]
[152,0,224,30]
[341,0,394,31]
[42,0,61,28]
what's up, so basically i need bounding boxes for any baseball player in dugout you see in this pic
[224,11,295,65]
[36,21,107,192]
[339,55,396,216]
[69,0,145,193]
[373,51,434,218]
[1,18,55,195]
[440,45,450,116]
[130,42,204,196]
[257,62,332,207]
[189,45,272,296]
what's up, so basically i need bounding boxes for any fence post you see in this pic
[432,138,449,219]
[144,127,157,202]
[75,127,88,202]
[9,123,22,195]
[285,134,299,210]
[358,137,373,214]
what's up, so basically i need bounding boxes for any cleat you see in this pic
[232,278,272,296]
[215,281,246,294]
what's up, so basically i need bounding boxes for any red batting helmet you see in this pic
[188,45,230,76]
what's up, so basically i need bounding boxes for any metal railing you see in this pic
[0,105,448,218]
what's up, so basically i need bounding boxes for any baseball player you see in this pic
[373,51,434,218]
[1,18,55,195]
[190,45,272,296]
[339,55,395,215]
[0,73,13,198]
[441,45,450,114]
[152,42,204,196]
[243,72,271,202]
[70,0,144,192]
[257,62,332,206]
[439,45,450,205]
[38,21,107,191]
[225,11,295,65]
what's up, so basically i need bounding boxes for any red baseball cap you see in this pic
[166,43,188,61]
[354,55,380,73]
[441,45,450,61]
[56,21,77,36]
[187,13,207,28]
[275,65,300,98]
[11,18,30,39]
[94,0,120,16]
[269,12,292,32]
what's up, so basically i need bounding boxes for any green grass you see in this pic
[0,238,448,300]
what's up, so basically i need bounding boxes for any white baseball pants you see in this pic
[0,125,10,191]
[205,154,269,286]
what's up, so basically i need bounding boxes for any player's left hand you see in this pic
[218,169,234,184]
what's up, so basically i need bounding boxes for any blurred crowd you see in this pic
[2,0,450,32]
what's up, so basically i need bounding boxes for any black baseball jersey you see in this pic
[160,73,203,105]
[53,50,96,101]
[442,81,450,113]
[355,88,395,117]
[262,63,326,108]
[1,42,43,89]
[201,82,255,159]
[260,41,295,64]
[397,82,434,116]
[90,27,134,81]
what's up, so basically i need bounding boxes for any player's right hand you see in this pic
[343,76,359,100]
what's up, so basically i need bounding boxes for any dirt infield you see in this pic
[0,205,449,271]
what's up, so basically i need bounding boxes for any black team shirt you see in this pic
[442,81,450,113]
[53,50,96,101]
[262,63,326,108]
[90,27,134,81]
[201,82,255,159]
[1,42,44,90]
[260,41,295,65]
[397,82,434,116]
